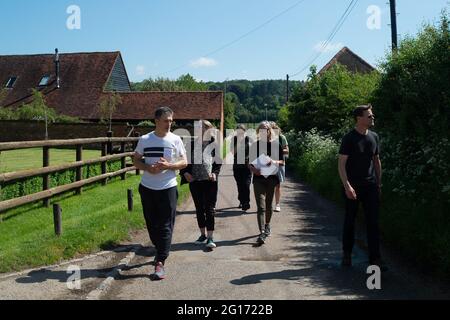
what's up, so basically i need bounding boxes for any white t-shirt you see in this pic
[135,131,186,190]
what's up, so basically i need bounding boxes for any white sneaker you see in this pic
[274,204,281,212]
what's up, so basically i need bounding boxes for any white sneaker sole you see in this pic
[206,243,217,248]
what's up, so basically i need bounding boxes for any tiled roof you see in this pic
[103,91,223,120]
[318,47,376,75]
[0,51,223,121]
[0,52,120,118]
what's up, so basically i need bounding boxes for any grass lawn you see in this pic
[0,148,102,173]
[0,174,190,273]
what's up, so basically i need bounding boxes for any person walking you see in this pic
[133,107,187,280]
[180,120,222,249]
[249,121,284,245]
[231,124,252,212]
[270,122,289,212]
[338,104,386,271]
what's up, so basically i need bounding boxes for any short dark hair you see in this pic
[353,104,372,119]
[155,106,174,119]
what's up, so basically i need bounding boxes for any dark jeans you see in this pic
[253,177,278,233]
[189,180,218,231]
[139,184,178,263]
[233,165,251,206]
[342,184,381,263]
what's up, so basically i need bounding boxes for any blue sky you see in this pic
[1,0,448,82]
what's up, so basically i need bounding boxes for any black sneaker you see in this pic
[242,203,250,211]
[264,224,271,237]
[195,234,207,244]
[256,233,267,245]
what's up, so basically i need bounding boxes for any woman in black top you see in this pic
[249,121,284,245]
[180,120,222,249]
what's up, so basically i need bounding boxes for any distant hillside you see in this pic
[131,74,303,124]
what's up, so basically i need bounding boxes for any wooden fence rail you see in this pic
[0,137,140,214]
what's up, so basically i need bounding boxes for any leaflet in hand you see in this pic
[251,154,278,178]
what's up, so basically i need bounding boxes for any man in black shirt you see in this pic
[231,124,252,212]
[338,104,386,271]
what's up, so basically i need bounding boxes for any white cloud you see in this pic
[313,41,344,53]
[189,57,218,68]
[136,65,146,76]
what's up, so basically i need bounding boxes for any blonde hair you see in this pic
[199,119,214,129]
[256,121,273,140]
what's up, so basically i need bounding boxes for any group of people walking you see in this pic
[134,104,385,280]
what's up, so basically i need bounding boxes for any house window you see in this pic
[5,77,17,88]
[39,75,50,86]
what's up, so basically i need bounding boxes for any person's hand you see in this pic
[377,184,382,197]
[156,157,172,171]
[184,172,194,183]
[250,166,261,176]
[345,184,357,200]
[209,173,217,182]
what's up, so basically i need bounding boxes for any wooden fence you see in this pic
[0,137,140,214]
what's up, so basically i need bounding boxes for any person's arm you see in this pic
[133,152,162,174]
[374,154,382,191]
[338,154,357,200]
[156,154,188,171]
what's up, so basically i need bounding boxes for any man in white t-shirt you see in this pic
[133,106,187,280]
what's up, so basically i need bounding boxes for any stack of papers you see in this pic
[251,154,278,178]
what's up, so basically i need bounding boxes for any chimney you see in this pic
[54,48,60,89]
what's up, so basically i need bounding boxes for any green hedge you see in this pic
[0,160,122,201]
[285,129,450,278]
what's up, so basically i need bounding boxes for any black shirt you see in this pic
[232,136,251,167]
[339,129,380,187]
[249,140,284,182]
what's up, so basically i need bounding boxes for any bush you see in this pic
[285,129,341,202]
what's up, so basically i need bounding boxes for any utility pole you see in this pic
[389,0,398,51]
[286,74,290,104]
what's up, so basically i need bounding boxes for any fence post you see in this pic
[133,141,140,176]
[121,142,126,180]
[53,203,62,236]
[76,145,83,195]
[43,146,50,207]
[101,142,107,186]
[107,131,113,155]
[127,189,133,212]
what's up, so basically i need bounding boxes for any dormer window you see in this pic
[5,77,17,88]
[39,75,50,86]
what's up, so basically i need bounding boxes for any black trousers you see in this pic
[139,184,178,263]
[189,180,218,231]
[342,184,381,263]
[233,165,252,206]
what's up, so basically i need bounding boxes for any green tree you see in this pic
[287,64,380,137]
[98,92,123,131]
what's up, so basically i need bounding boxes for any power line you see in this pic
[156,0,308,78]
[289,0,359,78]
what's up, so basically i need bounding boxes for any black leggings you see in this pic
[189,180,218,231]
